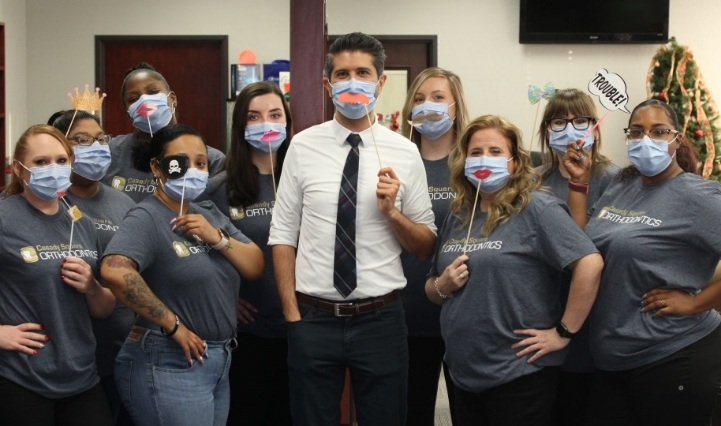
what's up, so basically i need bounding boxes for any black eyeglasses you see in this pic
[624,127,678,142]
[546,116,593,132]
[70,134,112,146]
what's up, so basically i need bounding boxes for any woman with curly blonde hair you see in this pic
[425,115,603,425]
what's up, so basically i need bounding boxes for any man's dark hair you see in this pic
[323,32,386,78]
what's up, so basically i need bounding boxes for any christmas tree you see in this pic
[646,37,721,181]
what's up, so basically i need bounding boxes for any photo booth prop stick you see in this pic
[337,91,383,168]
[259,128,284,196]
[462,170,488,256]
[59,192,82,256]
[159,155,190,216]
[580,69,631,159]
[66,84,107,137]
[527,82,556,148]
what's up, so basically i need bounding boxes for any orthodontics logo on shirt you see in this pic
[429,185,456,201]
[93,218,120,232]
[20,243,97,263]
[595,206,662,227]
[229,201,275,221]
[171,239,213,258]
[110,175,155,195]
[442,237,503,253]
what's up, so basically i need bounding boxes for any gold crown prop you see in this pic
[67,84,107,112]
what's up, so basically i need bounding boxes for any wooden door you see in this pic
[324,35,438,122]
[95,36,228,151]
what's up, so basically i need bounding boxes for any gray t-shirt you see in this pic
[103,196,250,341]
[102,133,226,203]
[65,184,136,377]
[204,171,285,338]
[0,194,101,398]
[537,162,619,373]
[401,156,454,337]
[585,173,721,371]
[431,191,598,392]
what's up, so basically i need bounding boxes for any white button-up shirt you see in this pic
[269,119,436,300]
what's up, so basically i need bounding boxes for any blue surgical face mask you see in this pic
[72,142,112,181]
[245,122,287,152]
[464,156,512,193]
[19,162,72,200]
[127,93,174,134]
[161,168,209,202]
[627,135,675,177]
[549,125,594,156]
[330,78,379,120]
[411,102,455,140]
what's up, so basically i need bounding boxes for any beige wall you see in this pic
[6,0,721,166]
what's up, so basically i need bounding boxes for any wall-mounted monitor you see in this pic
[519,0,669,44]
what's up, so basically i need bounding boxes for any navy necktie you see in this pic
[334,133,361,298]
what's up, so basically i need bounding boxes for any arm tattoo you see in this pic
[103,255,139,270]
[122,271,169,320]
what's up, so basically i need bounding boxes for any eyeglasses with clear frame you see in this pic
[624,128,678,145]
[546,116,593,132]
[69,134,112,146]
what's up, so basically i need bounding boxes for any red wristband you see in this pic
[568,180,589,194]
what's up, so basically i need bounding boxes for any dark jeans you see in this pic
[0,377,113,426]
[551,371,594,426]
[585,324,721,426]
[287,299,408,426]
[406,335,455,426]
[227,332,292,425]
[453,367,559,426]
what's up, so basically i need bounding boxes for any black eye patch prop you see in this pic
[158,155,189,179]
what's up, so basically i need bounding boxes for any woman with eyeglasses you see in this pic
[535,88,619,425]
[101,62,225,203]
[48,110,136,424]
[564,99,721,425]
[0,125,116,426]
[426,115,603,425]
[100,124,263,426]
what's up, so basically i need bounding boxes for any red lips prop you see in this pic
[260,130,281,142]
[338,92,369,105]
[138,103,158,117]
[474,169,491,180]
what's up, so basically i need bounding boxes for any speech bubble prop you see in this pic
[588,69,631,113]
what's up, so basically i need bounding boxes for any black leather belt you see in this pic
[296,290,399,317]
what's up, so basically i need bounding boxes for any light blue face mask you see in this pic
[127,93,173,134]
[161,168,209,202]
[245,122,287,152]
[627,135,675,177]
[72,142,112,181]
[549,125,594,156]
[464,156,512,193]
[331,78,379,120]
[411,102,455,140]
[19,162,72,200]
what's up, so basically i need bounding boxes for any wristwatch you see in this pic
[211,228,231,251]
[555,321,576,339]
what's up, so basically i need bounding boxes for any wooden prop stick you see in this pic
[462,181,483,256]
[364,104,383,169]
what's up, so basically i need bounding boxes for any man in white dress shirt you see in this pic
[269,32,436,425]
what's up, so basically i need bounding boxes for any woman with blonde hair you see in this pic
[536,89,619,425]
[399,67,469,425]
[425,115,603,425]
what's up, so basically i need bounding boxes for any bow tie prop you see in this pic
[528,83,556,148]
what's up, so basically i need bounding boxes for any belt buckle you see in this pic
[334,302,355,317]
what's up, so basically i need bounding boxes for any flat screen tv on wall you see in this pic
[519,0,670,44]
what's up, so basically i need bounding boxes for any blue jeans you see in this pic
[114,328,235,426]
